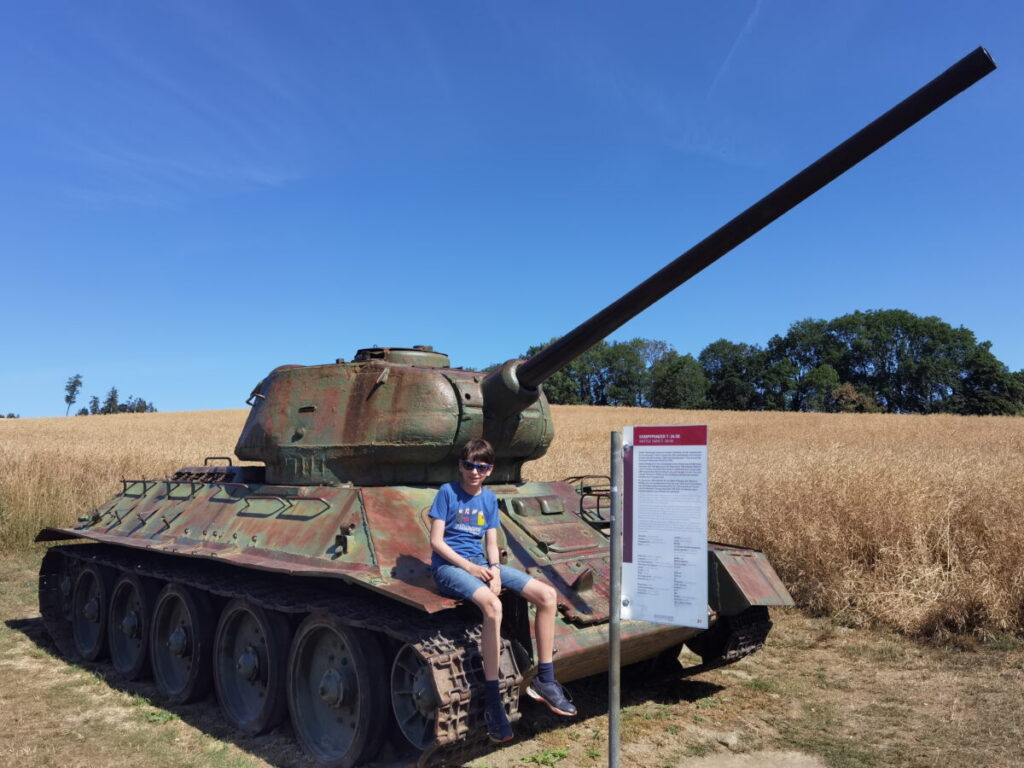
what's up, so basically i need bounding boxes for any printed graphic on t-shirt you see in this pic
[452,507,486,535]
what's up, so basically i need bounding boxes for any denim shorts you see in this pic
[433,555,532,601]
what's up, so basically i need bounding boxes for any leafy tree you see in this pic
[766,318,844,410]
[648,351,708,409]
[633,338,672,368]
[699,340,766,410]
[764,309,1020,415]
[824,310,961,413]
[101,387,120,415]
[759,358,798,411]
[831,383,882,413]
[120,395,157,413]
[76,387,157,415]
[64,374,83,416]
[525,311,1021,416]
[950,343,1024,415]
[601,340,648,406]
[801,364,841,412]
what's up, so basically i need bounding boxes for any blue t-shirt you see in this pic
[429,482,500,569]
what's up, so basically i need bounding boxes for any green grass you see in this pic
[779,702,880,768]
[523,747,570,766]
[742,677,777,693]
[144,711,179,724]
[685,741,715,757]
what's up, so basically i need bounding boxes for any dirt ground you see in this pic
[2,550,1021,768]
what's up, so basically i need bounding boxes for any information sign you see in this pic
[620,425,708,628]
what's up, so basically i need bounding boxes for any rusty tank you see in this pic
[36,47,994,768]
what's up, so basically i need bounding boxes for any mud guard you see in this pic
[708,542,794,615]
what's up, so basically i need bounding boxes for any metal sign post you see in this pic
[608,430,623,768]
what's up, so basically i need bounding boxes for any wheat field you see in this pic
[1,406,1022,638]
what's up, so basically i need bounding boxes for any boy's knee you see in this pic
[480,594,503,621]
[532,581,557,614]
[537,583,557,609]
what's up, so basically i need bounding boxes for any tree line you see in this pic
[524,309,1024,416]
[64,374,157,416]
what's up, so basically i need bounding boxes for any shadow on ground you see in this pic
[6,614,724,768]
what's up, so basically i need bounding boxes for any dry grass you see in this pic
[2,406,1023,638]
[0,410,246,550]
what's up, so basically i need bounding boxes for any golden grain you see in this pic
[2,407,1022,637]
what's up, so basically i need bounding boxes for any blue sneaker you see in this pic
[526,679,577,717]
[485,706,514,743]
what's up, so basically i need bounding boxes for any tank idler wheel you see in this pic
[213,599,291,735]
[39,548,82,659]
[71,563,114,661]
[108,573,160,680]
[391,643,439,750]
[287,613,388,768]
[150,583,215,704]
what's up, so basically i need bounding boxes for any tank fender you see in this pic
[708,542,794,615]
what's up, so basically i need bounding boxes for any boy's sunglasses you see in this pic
[461,460,493,473]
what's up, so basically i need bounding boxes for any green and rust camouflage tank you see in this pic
[36,344,794,767]
[35,47,994,768]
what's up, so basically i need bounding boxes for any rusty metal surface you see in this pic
[234,359,552,486]
[709,542,795,613]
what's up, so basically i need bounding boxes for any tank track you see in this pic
[682,606,772,674]
[40,543,521,768]
[714,608,772,665]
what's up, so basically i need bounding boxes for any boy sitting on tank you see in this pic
[429,438,577,742]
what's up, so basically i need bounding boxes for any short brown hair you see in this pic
[460,438,495,465]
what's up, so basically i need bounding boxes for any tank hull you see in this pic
[38,463,791,765]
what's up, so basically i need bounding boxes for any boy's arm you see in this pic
[484,528,502,595]
[430,518,493,582]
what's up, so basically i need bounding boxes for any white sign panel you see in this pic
[620,425,708,628]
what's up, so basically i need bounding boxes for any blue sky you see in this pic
[2,1,1022,418]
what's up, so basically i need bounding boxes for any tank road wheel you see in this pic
[287,613,388,768]
[213,599,291,735]
[150,583,215,704]
[71,563,114,661]
[39,548,81,659]
[108,573,160,680]
[391,643,438,750]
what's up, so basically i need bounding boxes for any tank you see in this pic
[35,48,994,768]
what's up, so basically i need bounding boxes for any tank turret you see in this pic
[234,346,553,485]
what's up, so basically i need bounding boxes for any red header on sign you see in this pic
[633,425,707,446]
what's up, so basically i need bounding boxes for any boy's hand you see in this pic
[470,563,493,582]
[489,570,502,595]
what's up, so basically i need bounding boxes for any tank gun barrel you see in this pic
[514,46,995,391]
